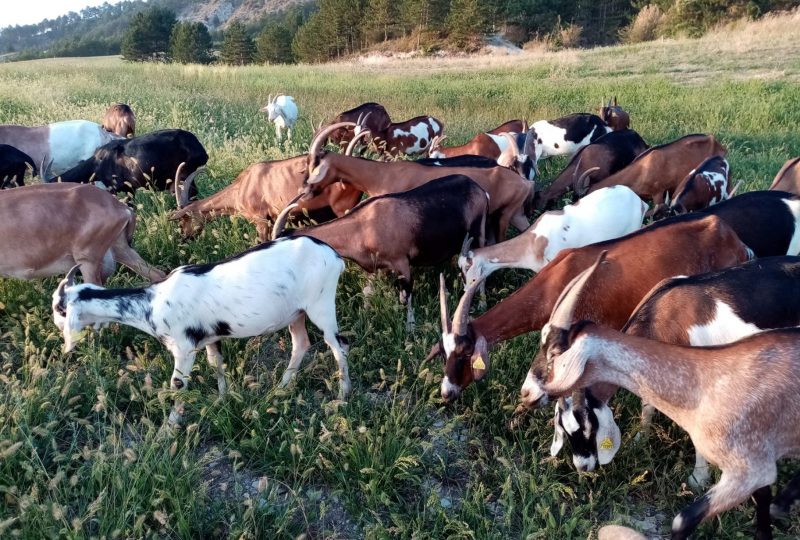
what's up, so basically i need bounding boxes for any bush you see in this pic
[620,4,665,44]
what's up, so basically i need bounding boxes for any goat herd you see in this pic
[2,95,800,539]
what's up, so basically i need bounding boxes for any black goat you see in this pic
[0,144,35,188]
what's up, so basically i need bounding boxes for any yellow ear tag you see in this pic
[599,437,614,450]
[472,355,486,371]
[311,166,320,177]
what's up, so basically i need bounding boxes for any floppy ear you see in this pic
[593,404,621,465]
[550,401,566,457]
[471,335,490,381]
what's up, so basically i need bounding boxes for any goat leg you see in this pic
[205,342,227,396]
[279,314,311,388]
[771,472,800,521]
[752,485,774,540]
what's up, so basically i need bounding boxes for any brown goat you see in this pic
[0,183,164,284]
[578,134,727,207]
[433,213,750,402]
[598,97,630,131]
[658,155,733,217]
[769,157,800,195]
[102,103,136,138]
[428,120,528,160]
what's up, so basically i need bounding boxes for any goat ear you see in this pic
[471,335,490,381]
[62,304,85,353]
[550,401,566,457]
[594,405,621,465]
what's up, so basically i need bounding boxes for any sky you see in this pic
[2,0,126,29]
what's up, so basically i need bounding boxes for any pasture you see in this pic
[2,14,800,538]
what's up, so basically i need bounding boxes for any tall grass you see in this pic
[1,17,800,538]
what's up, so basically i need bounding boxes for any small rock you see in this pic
[440,497,452,509]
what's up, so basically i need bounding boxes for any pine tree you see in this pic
[256,23,294,64]
[364,0,397,42]
[446,0,484,48]
[121,6,176,62]
[220,22,255,65]
[170,22,213,64]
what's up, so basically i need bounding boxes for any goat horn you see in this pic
[665,191,671,207]
[574,166,601,194]
[173,162,187,208]
[180,166,204,209]
[502,133,519,157]
[308,121,357,158]
[549,251,608,330]
[451,278,483,336]
[439,274,451,334]
[460,235,473,257]
[57,264,82,299]
[729,180,743,197]
[345,129,370,156]
[271,193,303,240]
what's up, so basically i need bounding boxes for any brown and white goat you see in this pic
[663,155,733,215]
[171,127,365,241]
[427,119,528,160]
[0,183,165,284]
[535,129,648,211]
[101,103,136,138]
[769,157,800,195]
[526,251,800,540]
[277,175,489,332]
[432,213,751,402]
[377,115,444,157]
[577,134,727,207]
[326,102,393,149]
[304,123,533,242]
[597,97,630,131]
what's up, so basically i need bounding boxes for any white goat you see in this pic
[52,236,350,425]
[459,186,647,285]
[260,94,298,141]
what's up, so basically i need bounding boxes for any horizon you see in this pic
[2,0,126,30]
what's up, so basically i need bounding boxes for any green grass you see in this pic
[2,23,800,539]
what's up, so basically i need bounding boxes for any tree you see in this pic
[446,0,484,48]
[363,0,397,42]
[220,22,255,65]
[256,23,294,64]
[121,6,176,62]
[170,21,213,64]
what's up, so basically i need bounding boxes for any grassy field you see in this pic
[2,12,800,539]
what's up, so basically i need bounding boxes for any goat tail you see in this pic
[271,193,303,240]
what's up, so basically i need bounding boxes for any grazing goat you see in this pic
[577,134,727,207]
[535,129,648,211]
[0,183,164,284]
[459,186,647,285]
[278,175,489,332]
[378,115,444,157]
[260,95,298,141]
[0,120,122,178]
[524,113,611,161]
[304,122,533,242]
[433,213,750,401]
[769,157,800,195]
[325,102,392,149]
[53,129,208,202]
[527,251,800,540]
[52,236,350,425]
[427,119,527,160]
[102,103,136,138]
[0,144,35,188]
[547,257,800,489]
[661,155,732,216]
[171,132,365,241]
[598,97,630,131]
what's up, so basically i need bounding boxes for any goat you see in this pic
[260,94,298,141]
[52,235,350,425]
[427,119,527,160]
[769,157,800,195]
[547,257,800,490]
[304,122,533,242]
[524,113,611,161]
[526,251,800,540]
[459,186,647,285]
[576,134,726,206]
[0,120,122,178]
[53,129,208,203]
[598,97,630,131]
[534,129,649,211]
[421,132,536,181]
[101,103,136,138]
[325,102,392,149]
[433,213,751,402]
[0,143,35,188]
[653,155,732,218]
[377,115,444,157]
[277,175,489,332]
[0,183,165,284]
[170,128,366,241]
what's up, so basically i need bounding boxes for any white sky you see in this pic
[2,0,126,29]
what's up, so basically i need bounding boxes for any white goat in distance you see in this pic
[260,94,298,141]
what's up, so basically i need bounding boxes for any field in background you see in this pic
[1,13,800,539]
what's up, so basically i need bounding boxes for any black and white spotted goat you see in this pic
[524,113,612,161]
[52,236,350,424]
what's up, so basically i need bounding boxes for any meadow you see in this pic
[1,11,800,539]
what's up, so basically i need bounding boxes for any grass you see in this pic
[2,12,800,539]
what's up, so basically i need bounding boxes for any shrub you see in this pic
[620,4,665,44]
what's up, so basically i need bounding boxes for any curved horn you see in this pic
[665,190,672,207]
[180,166,205,209]
[173,162,186,208]
[452,278,483,336]
[439,274,451,334]
[345,129,371,156]
[271,193,303,240]
[460,235,473,257]
[56,264,82,300]
[574,166,601,194]
[308,121,357,157]
[549,251,608,330]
